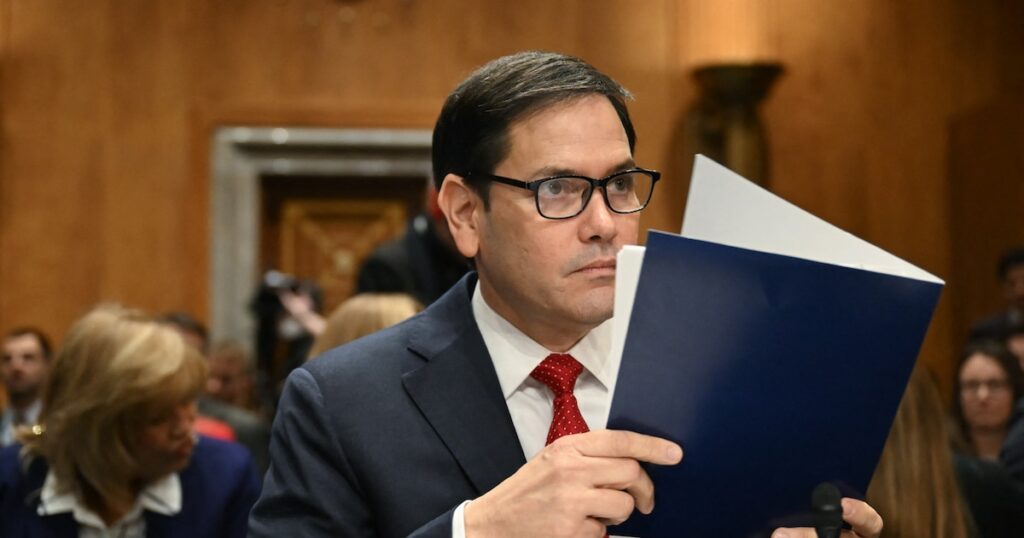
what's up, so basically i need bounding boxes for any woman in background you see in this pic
[952,340,1024,460]
[0,306,259,537]
[307,292,422,359]
[868,365,974,538]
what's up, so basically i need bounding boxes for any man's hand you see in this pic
[771,498,883,538]
[464,429,683,538]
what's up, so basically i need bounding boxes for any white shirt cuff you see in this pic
[451,500,472,538]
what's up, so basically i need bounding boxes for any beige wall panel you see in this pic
[2,2,114,338]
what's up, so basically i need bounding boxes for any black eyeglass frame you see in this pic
[464,167,661,220]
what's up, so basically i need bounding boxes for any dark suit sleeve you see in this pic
[249,368,373,536]
[248,368,458,537]
[408,508,456,537]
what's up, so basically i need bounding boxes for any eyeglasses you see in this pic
[960,379,1011,395]
[466,168,661,220]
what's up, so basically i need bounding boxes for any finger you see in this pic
[624,468,656,514]
[841,498,883,537]
[581,456,646,490]
[586,488,636,526]
[568,429,683,465]
[571,455,657,514]
[544,448,656,513]
[580,517,607,537]
[770,528,817,538]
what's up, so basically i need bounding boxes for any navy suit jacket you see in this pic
[0,436,261,537]
[250,274,528,537]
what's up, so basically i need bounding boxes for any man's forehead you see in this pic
[525,157,637,181]
[3,334,44,351]
[500,96,632,177]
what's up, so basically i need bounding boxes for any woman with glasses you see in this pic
[0,306,260,537]
[952,340,1024,460]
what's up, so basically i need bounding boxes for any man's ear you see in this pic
[437,174,481,259]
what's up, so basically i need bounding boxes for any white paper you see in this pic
[682,155,943,284]
[609,245,646,396]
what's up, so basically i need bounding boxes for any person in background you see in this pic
[356,186,469,307]
[207,341,262,414]
[0,328,51,447]
[0,305,259,537]
[872,363,1024,538]
[868,365,974,537]
[161,312,271,474]
[160,312,209,354]
[1002,321,1024,370]
[998,324,1024,485]
[952,340,1024,460]
[971,246,1024,341]
[307,293,422,359]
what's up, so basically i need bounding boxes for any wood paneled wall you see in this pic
[1,0,1020,392]
[671,0,1021,395]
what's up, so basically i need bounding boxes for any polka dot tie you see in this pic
[531,353,590,445]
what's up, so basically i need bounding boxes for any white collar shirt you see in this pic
[37,470,182,538]
[452,282,625,538]
[471,281,616,460]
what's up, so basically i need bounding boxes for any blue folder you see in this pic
[607,230,943,537]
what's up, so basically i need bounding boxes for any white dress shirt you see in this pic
[453,282,618,536]
[37,470,182,538]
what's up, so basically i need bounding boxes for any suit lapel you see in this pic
[402,275,527,495]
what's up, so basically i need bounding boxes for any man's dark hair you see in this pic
[4,327,52,359]
[431,51,636,205]
[160,311,209,353]
[998,246,1024,280]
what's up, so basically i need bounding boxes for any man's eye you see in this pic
[541,179,580,196]
[542,181,563,195]
[609,175,634,193]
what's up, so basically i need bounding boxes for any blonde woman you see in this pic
[308,293,423,358]
[0,306,260,537]
[867,365,974,538]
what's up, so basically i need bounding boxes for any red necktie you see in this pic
[531,353,590,445]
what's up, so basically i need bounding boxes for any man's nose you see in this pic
[578,189,618,241]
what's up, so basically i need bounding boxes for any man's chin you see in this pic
[570,291,615,325]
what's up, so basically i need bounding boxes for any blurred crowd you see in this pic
[3,224,1024,536]
[0,211,457,536]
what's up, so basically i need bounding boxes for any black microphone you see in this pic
[811,482,843,538]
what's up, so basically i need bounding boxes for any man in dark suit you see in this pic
[970,246,1024,341]
[250,52,884,538]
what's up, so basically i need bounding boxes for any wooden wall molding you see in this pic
[209,126,431,348]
